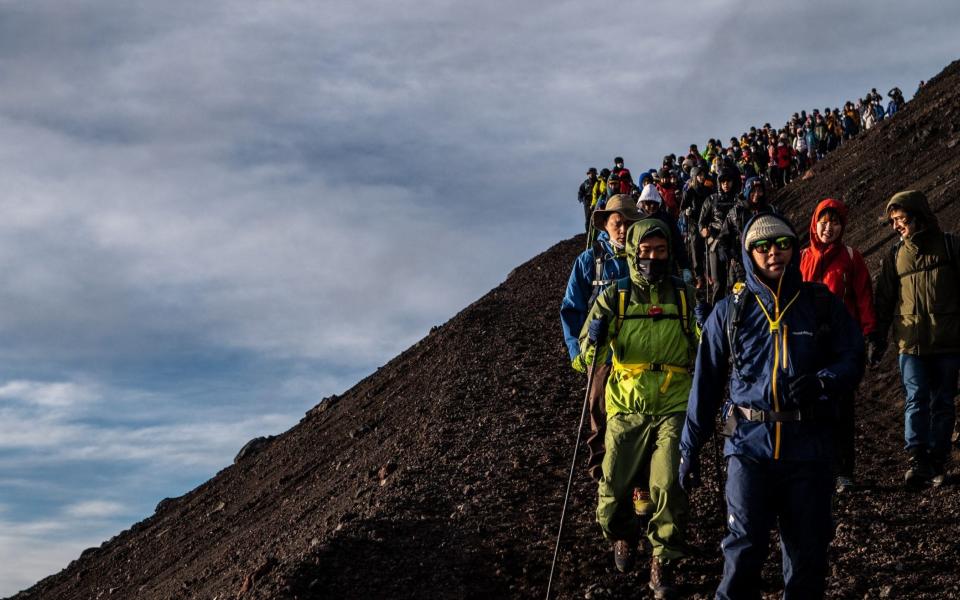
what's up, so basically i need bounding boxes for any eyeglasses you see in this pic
[750,236,794,253]
[887,214,912,227]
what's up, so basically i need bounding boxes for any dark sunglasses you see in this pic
[750,236,794,253]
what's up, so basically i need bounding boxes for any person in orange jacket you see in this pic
[800,198,878,493]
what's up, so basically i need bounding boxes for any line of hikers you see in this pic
[561,174,959,597]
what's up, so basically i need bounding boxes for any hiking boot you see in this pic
[633,487,654,517]
[648,558,678,599]
[930,455,948,488]
[835,474,855,494]
[612,540,635,573]
[905,452,934,489]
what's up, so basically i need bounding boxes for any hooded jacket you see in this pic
[681,214,864,462]
[799,198,877,335]
[578,219,698,417]
[719,177,779,264]
[698,167,741,239]
[560,231,630,360]
[874,191,960,355]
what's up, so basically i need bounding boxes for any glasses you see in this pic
[750,236,794,253]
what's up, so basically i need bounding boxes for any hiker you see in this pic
[800,198,878,493]
[611,157,634,195]
[562,195,641,481]
[680,167,711,289]
[698,167,741,304]
[656,168,680,219]
[638,184,690,280]
[578,168,599,234]
[873,190,960,488]
[680,213,865,599]
[578,218,701,597]
[719,176,778,290]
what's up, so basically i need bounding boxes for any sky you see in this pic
[0,0,957,594]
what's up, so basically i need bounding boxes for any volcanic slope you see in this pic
[13,59,960,600]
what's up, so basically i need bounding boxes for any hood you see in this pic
[808,198,847,253]
[638,183,663,205]
[625,218,673,286]
[884,190,940,233]
[740,213,802,305]
[741,177,768,208]
[718,166,742,196]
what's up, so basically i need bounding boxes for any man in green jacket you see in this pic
[873,190,960,488]
[578,218,700,598]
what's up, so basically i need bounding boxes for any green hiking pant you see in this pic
[597,411,688,560]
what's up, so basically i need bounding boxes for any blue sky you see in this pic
[0,0,958,594]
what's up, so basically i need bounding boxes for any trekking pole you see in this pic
[710,414,727,534]
[546,326,605,600]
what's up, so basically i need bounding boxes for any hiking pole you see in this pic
[546,321,607,600]
[710,414,727,534]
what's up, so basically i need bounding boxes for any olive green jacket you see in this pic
[875,191,960,355]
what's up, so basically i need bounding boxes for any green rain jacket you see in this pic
[875,190,960,355]
[578,218,700,417]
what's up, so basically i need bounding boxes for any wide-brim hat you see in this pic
[592,194,641,230]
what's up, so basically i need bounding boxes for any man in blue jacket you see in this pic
[679,213,864,598]
[561,194,640,481]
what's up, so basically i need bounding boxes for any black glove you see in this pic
[587,317,608,345]
[694,301,711,329]
[679,454,701,492]
[782,373,825,411]
[866,331,888,366]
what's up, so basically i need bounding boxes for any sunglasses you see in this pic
[750,236,794,253]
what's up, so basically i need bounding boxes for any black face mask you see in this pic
[636,258,669,282]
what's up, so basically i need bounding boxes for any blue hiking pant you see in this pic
[899,353,960,459]
[716,455,833,600]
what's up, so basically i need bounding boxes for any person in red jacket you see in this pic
[800,198,878,493]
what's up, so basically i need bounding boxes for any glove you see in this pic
[679,454,701,492]
[694,301,711,329]
[587,317,608,345]
[866,331,887,366]
[783,373,825,411]
[571,354,587,373]
[682,268,694,286]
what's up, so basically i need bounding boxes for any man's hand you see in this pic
[679,454,701,492]
[783,373,825,410]
[587,317,608,346]
[866,331,887,366]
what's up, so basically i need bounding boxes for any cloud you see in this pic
[63,501,127,520]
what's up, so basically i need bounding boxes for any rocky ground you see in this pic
[11,60,960,600]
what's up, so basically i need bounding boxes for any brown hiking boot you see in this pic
[649,558,678,599]
[612,540,635,573]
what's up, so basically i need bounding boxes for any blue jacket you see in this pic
[680,215,864,462]
[560,232,630,360]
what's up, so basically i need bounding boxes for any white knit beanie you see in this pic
[638,183,663,205]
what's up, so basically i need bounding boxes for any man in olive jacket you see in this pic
[578,218,700,597]
[873,190,960,488]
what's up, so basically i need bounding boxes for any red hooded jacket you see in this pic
[800,198,877,335]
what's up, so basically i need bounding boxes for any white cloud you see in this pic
[0,380,100,408]
[63,500,127,520]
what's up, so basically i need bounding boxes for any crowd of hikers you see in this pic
[559,85,960,599]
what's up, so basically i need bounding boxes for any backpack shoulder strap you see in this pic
[846,244,854,261]
[614,277,632,338]
[726,281,748,364]
[670,275,691,336]
[802,281,833,355]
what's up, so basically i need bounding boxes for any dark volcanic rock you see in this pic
[11,59,960,600]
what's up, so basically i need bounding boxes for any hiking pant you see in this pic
[597,412,688,560]
[582,201,592,235]
[717,456,833,600]
[585,363,611,481]
[899,353,960,460]
[705,241,728,305]
[832,390,855,478]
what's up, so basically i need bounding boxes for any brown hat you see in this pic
[592,194,641,230]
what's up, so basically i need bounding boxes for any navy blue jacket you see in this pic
[680,215,865,462]
[560,232,630,360]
